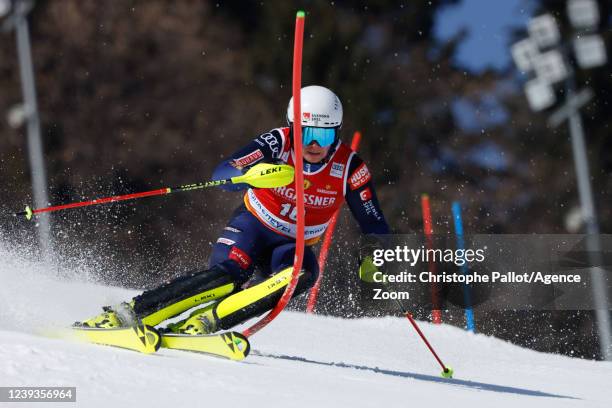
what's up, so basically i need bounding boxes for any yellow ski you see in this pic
[161,331,250,361]
[67,325,161,354]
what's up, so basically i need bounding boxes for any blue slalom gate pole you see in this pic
[452,201,476,333]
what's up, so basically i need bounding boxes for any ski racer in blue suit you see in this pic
[81,86,389,335]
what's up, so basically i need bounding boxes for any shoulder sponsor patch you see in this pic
[330,162,344,178]
[233,149,264,168]
[258,132,280,157]
[349,162,372,190]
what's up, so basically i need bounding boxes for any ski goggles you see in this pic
[302,126,337,147]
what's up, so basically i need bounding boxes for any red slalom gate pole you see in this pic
[306,131,362,313]
[421,194,442,324]
[242,10,306,337]
[350,131,362,150]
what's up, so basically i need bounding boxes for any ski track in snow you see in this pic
[0,242,611,407]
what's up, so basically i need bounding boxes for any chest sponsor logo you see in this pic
[359,187,372,201]
[233,149,264,168]
[349,162,371,190]
[317,188,338,195]
[274,186,337,207]
[330,162,344,178]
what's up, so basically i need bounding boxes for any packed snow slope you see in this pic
[1,243,611,408]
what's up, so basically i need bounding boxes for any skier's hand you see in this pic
[358,234,386,283]
[359,256,380,283]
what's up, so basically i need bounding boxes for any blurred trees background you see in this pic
[0,0,610,358]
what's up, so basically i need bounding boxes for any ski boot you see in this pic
[163,303,217,335]
[77,302,137,328]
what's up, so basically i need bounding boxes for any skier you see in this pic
[81,85,390,334]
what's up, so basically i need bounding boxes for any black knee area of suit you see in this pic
[301,266,318,289]
[132,264,236,318]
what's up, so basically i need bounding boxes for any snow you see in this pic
[1,243,611,407]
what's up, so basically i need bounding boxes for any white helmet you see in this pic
[287,85,343,128]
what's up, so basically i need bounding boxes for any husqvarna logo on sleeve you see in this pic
[349,162,371,190]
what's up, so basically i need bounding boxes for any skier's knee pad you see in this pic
[133,264,238,326]
[209,241,254,283]
[212,267,314,331]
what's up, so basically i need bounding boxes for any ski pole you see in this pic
[384,283,453,378]
[13,162,294,220]
[404,311,453,378]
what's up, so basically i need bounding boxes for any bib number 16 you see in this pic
[280,203,298,221]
